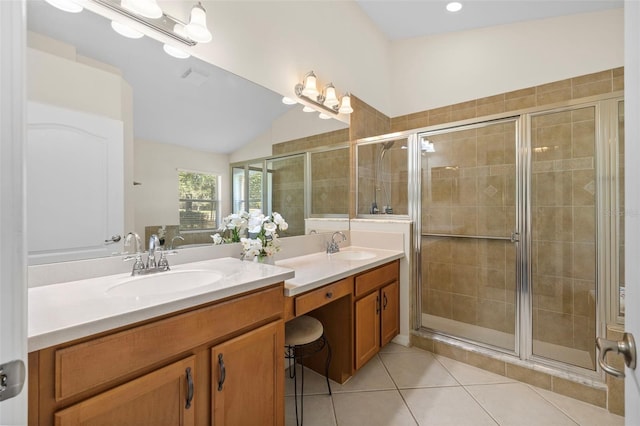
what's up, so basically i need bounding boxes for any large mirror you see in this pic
[26,1,347,265]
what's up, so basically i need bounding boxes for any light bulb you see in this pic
[44,0,83,13]
[163,24,191,58]
[446,2,463,12]
[126,0,162,19]
[163,44,190,58]
[302,106,314,113]
[185,3,213,43]
[282,97,297,105]
[323,84,339,108]
[301,72,319,98]
[111,21,144,39]
[338,93,353,114]
[318,113,331,120]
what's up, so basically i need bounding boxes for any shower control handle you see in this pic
[596,333,636,378]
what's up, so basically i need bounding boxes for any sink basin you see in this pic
[329,251,376,261]
[106,269,224,298]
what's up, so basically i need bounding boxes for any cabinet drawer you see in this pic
[295,277,353,317]
[354,261,398,298]
[55,284,283,401]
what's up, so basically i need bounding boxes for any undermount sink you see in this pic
[329,250,376,261]
[106,269,224,298]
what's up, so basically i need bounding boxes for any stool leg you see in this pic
[324,337,332,396]
[300,357,305,426]
[293,354,301,426]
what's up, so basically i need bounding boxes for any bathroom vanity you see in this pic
[27,249,403,425]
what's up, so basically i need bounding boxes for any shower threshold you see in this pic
[422,314,594,369]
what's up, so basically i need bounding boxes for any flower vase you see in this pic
[254,255,274,265]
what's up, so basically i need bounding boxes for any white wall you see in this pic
[390,9,624,117]
[133,139,231,238]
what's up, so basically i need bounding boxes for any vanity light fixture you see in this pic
[294,71,353,116]
[75,0,214,53]
[44,0,83,13]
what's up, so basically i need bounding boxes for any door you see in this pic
[354,291,380,369]
[625,1,640,422]
[211,321,284,426]
[27,102,124,264]
[0,1,27,424]
[381,281,399,347]
[54,357,195,425]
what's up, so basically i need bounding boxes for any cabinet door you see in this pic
[211,320,284,426]
[354,291,380,370]
[381,281,399,347]
[54,356,195,426]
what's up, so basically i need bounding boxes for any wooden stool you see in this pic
[285,315,332,426]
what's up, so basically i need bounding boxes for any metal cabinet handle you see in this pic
[217,354,226,391]
[185,367,194,409]
[596,333,637,378]
[383,293,388,310]
[376,295,380,314]
[326,291,333,299]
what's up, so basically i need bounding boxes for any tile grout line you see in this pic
[432,354,502,426]
[526,384,581,426]
[377,353,420,426]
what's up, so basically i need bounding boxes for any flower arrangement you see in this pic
[240,211,288,261]
[211,210,288,261]
[212,211,250,244]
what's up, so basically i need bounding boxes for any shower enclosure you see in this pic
[355,94,624,375]
[417,97,624,373]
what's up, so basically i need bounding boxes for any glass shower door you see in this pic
[420,120,518,352]
[530,106,597,370]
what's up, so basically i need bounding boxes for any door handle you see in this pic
[596,333,636,378]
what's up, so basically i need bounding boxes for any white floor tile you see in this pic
[285,395,336,426]
[435,355,515,385]
[379,342,427,354]
[331,355,397,393]
[332,390,417,426]
[285,365,334,397]
[401,387,498,426]
[465,383,578,426]
[532,386,625,426]
[379,351,459,389]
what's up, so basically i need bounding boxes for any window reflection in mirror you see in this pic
[357,139,409,216]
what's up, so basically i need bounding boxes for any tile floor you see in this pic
[285,343,624,426]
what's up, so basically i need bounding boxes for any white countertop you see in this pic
[28,257,294,352]
[277,246,404,297]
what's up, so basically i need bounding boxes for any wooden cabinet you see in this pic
[29,284,284,426]
[54,357,196,426]
[354,261,399,370]
[211,321,283,425]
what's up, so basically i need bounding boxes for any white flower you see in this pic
[263,222,277,236]
[211,233,223,245]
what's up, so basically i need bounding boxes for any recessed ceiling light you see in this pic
[446,2,463,13]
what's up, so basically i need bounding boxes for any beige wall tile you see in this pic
[506,364,551,389]
[552,377,606,408]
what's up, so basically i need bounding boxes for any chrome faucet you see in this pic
[123,232,145,275]
[123,232,171,275]
[147,234,160,269]
[170,235,185,250]
[326,231,347,254]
